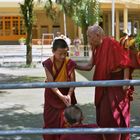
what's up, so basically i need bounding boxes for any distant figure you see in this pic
[55,32,61,38]
[65,35,71,46]
[53,32,61,43]
[120,30,129,49]
[73,37,81,56]
[60,105,104,140]
[120,32,140,69]
[42,39,77,140]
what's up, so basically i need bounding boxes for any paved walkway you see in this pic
[0,64,94,114]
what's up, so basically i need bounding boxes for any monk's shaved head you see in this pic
[87,24,104,48]
[64,105,83,125]
[88,24,104,36]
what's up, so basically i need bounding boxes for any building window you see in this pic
[0,17,3,35]
[52,25,60,37]
[40,25,48,38]
[0,16,26,37]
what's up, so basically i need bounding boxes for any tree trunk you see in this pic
[82,25,89,56]
[26,27,32,65]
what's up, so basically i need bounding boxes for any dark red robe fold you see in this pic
[42,58,77,140]
[93,37,131,140]
[129,50,140,69]
[60,124,103,140]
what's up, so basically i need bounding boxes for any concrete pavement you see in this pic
[0,64,95,115]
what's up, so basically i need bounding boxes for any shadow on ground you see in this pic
[0,103,139,140]
[0,73,44,83]
[0,103,96,140]
[0,105,43,140]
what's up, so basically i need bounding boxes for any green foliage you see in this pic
[135,34,140,51]
[44,0,101,26]
[72,0,101,44]
[43,0,101,45]
[72,0,101,27]
[19,0,34,31]
[44,2,62,21]
[18,37,26,44]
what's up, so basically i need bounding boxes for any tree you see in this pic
[44,0,101,45]
[19,0,34,65]
[72,0,101,56]
[44,0,101,57]
[72,0,101,45]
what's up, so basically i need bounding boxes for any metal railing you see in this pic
[0,128,140,136]
[0,80,140,136]
[0,80,140,89]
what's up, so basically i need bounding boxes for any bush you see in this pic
[18,37,26,45]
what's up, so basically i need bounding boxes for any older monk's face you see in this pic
[87,30,102,50]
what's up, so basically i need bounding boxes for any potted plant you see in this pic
[18,37,26,45]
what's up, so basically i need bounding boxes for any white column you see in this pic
[63,12,67,36]
[116,10,120,40]
[112,0,115,37]
[123,7,128,33]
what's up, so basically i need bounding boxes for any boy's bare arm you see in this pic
[44,67,68,102]
[68,70,76,96]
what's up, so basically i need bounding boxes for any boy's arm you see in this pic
[44,67,70,106]
[68,69,76,97]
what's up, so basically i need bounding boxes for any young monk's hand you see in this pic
[66,95,71,106]
[60,95,71,106]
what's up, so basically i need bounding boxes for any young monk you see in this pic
[42,39,77,140]
[60,105,104,140]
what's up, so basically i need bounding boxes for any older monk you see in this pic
[76,24,132,140]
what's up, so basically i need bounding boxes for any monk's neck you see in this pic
[54,57,65,69]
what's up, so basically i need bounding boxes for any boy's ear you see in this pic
[64,116,67,123]
[63,116,71,127]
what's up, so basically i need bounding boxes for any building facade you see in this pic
[100,0,140,40]
[0,0,140,44]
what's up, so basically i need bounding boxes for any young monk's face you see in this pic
[54,48,68,62]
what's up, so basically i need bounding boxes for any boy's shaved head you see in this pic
[64,105,83,125]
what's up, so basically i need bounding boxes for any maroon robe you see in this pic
[60,124,103,140]
[93,37,131,140]
[129,50,140,69]
[42,58,77,140]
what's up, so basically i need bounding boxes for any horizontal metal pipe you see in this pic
[0,80,140,89]
[0,128,140,136]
